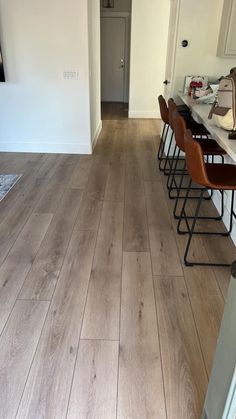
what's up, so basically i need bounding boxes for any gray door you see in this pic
[101,17,126,102]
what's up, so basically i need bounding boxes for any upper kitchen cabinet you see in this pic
[217,0,236,57]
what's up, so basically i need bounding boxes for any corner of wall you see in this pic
[92,120,102,150]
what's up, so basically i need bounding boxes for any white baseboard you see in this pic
[128,110,160,119]
[0,141,92,154]
[92,120,102,150]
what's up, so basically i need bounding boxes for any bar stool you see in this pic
[178,129,236,267]
[157,95,191,171]
[157,95,169,166]
[162,98,211,176]
[169,111,226,209]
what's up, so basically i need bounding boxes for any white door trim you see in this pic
[164,0,181,98]
[101,12,131,102]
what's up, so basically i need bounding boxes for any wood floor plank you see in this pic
[69,155,93,189]
[149,229,183,276]
[82,201,123,340]
[0,213,52,334]
[154,275,208,419]
[104,158,125,203]
[0,177,46,266]
[145,181,183,276]
[184,267,224,376]
[67,340,119,419]
[145,180,173,231]
[34,180,65,214]
[19,188,83,300]
[75,191,103,231]
[86,156,109,200]
[44,154,78,187]
[16,229,96,419]
[141,157,159,181]
[123,156,149,252]
[117,252,166,419]
[35,154,61,180]
[0,300,49,419]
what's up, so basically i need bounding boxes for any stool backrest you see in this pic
[173,110,187,152]
[168,98,177,130]
[158,95,169,124]
[184,130,209,186]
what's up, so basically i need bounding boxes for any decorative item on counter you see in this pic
[209,68,236,140]
[194,84,219,104]
[183,75,208,96]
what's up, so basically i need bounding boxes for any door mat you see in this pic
[0,174,22,202]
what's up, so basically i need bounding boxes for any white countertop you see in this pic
[179,94,236,162]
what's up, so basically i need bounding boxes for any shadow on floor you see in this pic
[101,102,128,120]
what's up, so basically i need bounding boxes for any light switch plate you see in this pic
[63,71,79,80]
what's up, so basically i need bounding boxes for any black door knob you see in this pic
[163,80,170,85]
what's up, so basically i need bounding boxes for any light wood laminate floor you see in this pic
[0,119,235,419]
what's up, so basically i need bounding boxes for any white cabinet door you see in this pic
[217,0,236,58]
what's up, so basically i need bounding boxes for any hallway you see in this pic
[0,118,234,418]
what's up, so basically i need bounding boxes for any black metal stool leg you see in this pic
[184,188,204,266]
[222,190,235,236]
[163,132,174,174]
[183,188,231,267]
[177,178,192,235]
[173,163,186,219]
[166,144,178,189]
[160,129,173,172]
[159,126,170,168]
[167,148,181,191]
[157,123,167,161]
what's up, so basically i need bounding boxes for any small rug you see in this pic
[0,174,22,202]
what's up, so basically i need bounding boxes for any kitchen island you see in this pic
[178,94,236,162]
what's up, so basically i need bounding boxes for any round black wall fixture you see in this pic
[182,40,188,48]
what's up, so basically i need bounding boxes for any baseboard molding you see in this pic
[92,120,102,150]
[128,110,160,119]
[0,141,92,155]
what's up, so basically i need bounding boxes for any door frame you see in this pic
[164,0,180,99]
[101,11,131,103]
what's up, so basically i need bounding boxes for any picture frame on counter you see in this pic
[183,75,208,94]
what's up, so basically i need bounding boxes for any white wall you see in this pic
[173,0,236,94]
[0,0,92,154]
[88,0,102,148]
[129,0,170,118]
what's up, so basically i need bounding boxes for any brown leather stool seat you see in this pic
[198,163,236,190]
[185,118,210,136]
[198,140,226,155]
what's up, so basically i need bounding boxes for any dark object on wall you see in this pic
[181,40,188,48]
[0,45,5,82]
[103,0,114,8]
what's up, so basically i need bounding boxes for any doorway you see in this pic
[100,1,132,120]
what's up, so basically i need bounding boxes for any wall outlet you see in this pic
[63,71,79,80]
